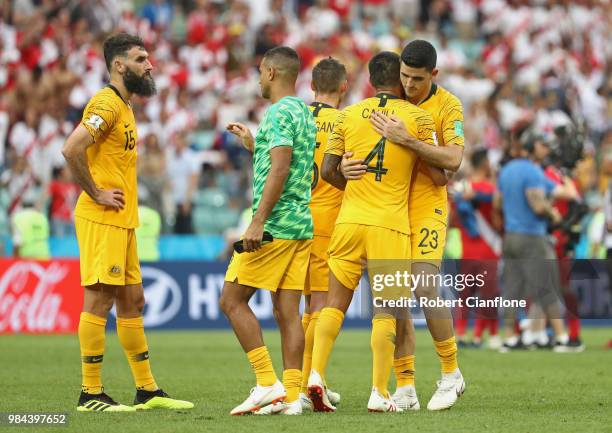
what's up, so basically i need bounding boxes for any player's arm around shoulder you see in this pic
[413,109,449,186]
[370,107,461,172]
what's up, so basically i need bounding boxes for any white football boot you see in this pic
[230,381,286,415]
[367,387,402,413]
[307,370,336,412]
[426,369,466,411]
[326,388,341,405]
[254,399,302,415]
[391,385,420,411]
[299,393,313,411]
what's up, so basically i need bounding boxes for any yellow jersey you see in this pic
[75,85,139,229]
[326,93,436,235]
[409,84,464,223]
[309,102,344,237]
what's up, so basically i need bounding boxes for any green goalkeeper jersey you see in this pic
[252,96,317,240]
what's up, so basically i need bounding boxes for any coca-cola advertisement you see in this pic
[0,259,83,334]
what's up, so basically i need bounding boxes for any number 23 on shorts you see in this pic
[417,226,441,256]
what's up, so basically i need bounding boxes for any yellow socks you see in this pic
[434,336,459,373]
[394,355,415,387]
[301,312,311,334]
[301,311,320,393]
[78,312,106,394]
[247,346,278,387]
[311,308,344,378]
[116,316,158,391]
[371,315,396,397]
[283,369,302,403]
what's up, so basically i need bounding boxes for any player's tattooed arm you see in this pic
[322,153,347,191]
[62,124,125,210]
[525,187,561,225]
[370,111,462,171]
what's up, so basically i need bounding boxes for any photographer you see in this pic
[542,125,586,351]
[495,132,578,352]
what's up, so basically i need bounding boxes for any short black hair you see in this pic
[263,46,300,81]
[401,40,437,72]
[470,148,489,169]
[312,57,347,94]
[103,33,145,71]
[368,51,401,89]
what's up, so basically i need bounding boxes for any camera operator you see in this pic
[542,125,586,351]
[495,131,578,352]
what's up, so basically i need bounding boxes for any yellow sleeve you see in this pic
[415,111,437,147]
[440,96,464,147]
[81,93,119,142]
[324,109,346,157]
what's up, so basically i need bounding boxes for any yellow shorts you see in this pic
[304,235,331,295]
[411,217,447,264]
[75,216,141,287]
[225,238,312,292]
[327,223,411,290]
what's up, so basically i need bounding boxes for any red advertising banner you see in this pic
[0,259,83,334]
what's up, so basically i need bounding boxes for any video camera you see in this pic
[548,122,585,171]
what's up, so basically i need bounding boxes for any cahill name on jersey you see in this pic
[75,86,139,229]
[326,93,437,235]
[410,84,464,222]
[309,102,343,237]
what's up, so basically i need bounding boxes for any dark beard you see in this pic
[123,67,157,97]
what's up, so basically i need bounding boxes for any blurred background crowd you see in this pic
[0,0,610,261]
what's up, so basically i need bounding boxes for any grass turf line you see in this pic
[1,328,611,433]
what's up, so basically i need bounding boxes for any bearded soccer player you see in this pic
[343,39,466,411]
[220,46,317,416]
[308,52,443,413]
[299,57,348,411]
[62,33,193,412]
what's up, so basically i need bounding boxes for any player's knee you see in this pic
[133,292,145,314]
[90,295,115,316]
[219,293,230,316]
[274,305,299,326]
[272,303,282,323]
[219,292,239,317]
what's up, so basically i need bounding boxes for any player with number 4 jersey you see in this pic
[307,52,443,414]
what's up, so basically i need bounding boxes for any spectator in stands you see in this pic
[454,149,501,349]
[11,198,50,260]
[141,0,173,31]
[137,204,162,262]
[138,132,169,230]
[0,0,609,272]
[167,130,200,234]
[1,152,42,216]
[48,165,79,237]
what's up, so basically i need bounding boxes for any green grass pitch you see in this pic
[1,328,611,433]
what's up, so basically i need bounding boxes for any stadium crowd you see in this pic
[0,0,610,260]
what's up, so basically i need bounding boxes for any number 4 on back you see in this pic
[364,137,388,181]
